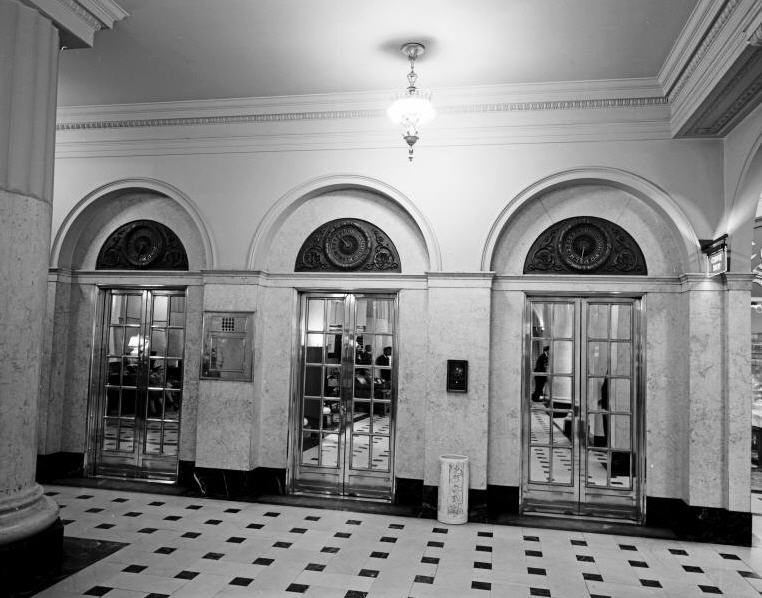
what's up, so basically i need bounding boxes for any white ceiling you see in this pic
[57,0,699,107]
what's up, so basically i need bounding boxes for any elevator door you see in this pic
[292,294,396,500]
[89,289,186,481]
[521,298,642,521]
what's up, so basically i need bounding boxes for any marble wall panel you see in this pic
[424,285,491,488]
[644,292,688,500]
[688,285,725,507]
[487,290,525,486]
[178,284,203,461]
[195,380,254,470]
[254,286,297,468]
[395,289,428,479]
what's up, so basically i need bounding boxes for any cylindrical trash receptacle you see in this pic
[438,454,469,524]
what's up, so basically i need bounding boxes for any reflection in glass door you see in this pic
[522,297,642,521]
[292,293,396,500]
[87,289,186,481]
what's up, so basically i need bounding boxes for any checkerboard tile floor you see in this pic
[32,485,762,597]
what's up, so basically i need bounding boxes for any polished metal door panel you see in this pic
[293,293,396,500]
[521,297,641,521]
[89,289,185,481]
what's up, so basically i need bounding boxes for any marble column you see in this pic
[0,0,62,568]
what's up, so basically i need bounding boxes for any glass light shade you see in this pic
[387,93,435,128]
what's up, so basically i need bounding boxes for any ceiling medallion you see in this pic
[295,218,401,273]
[524,216,647,275]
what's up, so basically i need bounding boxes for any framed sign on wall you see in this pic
[447,360,468,393]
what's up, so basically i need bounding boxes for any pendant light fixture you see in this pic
[387,42,435,162]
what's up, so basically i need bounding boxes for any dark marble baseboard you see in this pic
[36,452,84,482]
[0,518,64,596]
[646,496,752,546]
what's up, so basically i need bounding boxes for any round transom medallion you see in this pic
[124,223,164,267]
[557,220,612,271]
[324,222,372,270]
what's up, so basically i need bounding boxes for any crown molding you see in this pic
[22,0,127,48]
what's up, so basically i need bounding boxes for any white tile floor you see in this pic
[30,485,762,598]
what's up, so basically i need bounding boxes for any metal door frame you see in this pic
[520,294,646,522]
[288,291,398,501]
[85,286,186,482]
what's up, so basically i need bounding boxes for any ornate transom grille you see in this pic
[96,220,189,271]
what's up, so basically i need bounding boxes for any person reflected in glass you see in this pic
[531,346,549,402]
[356,343,372,365]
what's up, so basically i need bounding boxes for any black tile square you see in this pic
[640,579,662,588]
[225,508,241,513]
[164,515,182,521]
[149,501,165,506]
[321,546,340,553]
[370,551,388,559]
[203,552,224,560]
[204,519,222,525]
[471,581,491,591]
[274,541,292,548]
[432,527,448,534]
[138,528,157,534]
[175,570,199,580]
[619,544,637,551]
[44,491,59,496]
[62,519,75,525]
[629,560,648,568]
[124,512,142,517]
[528,567,547,576]
[84,587,112,596]
[739,570,760,579]
[95,523,114,529]
[358,569,379,578]
[589,595,611,598]
[306,563,326,572]
[86,508,104,513]
[683,565,704,573]
[145,594,170,598]
[669,548,688,555]
[529,590,551,598]
[698,586,722,594]
[477,531,493,537]
[335,532,351,538]
[305,515,320,521]
[524,535,540,542]
[230,577,253,586]
[414,575,434,584]
[380,536,397,543]
[227,536,245,544]
[112,497,128,503]
[427,540,444,548]
[474,561,491,570]
[155,546,176,555]
[570,539,587,546]
[123,564,147,573]
[583,572,603,582]
[247,522,264,529]
[720,553,740,560]
[344,592,367,598]
[389,523,404,529]
[264,511,280,517]
[182,531,200,538]
[346,519,362,525]
[526,550,543,557]
[421,556,439,564]
[77,494,94,499]
[254,557,274,566]
[576,555,594,562]
[286,583,309,593]
[475,545,492,552]
[291,527,308,534]
[185,504,203,510]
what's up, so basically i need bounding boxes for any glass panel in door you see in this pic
[522,298,641,521]
[293,294,396,500]
[90,289,185,481]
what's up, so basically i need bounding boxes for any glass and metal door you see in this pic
[522,297,642,521]
[87,289,186,481]
[292,293,396,500]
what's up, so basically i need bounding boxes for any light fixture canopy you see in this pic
[387,42,435,161]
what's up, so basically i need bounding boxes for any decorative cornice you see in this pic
[24,0,127,48]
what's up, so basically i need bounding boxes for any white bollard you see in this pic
[437,454,469,524]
